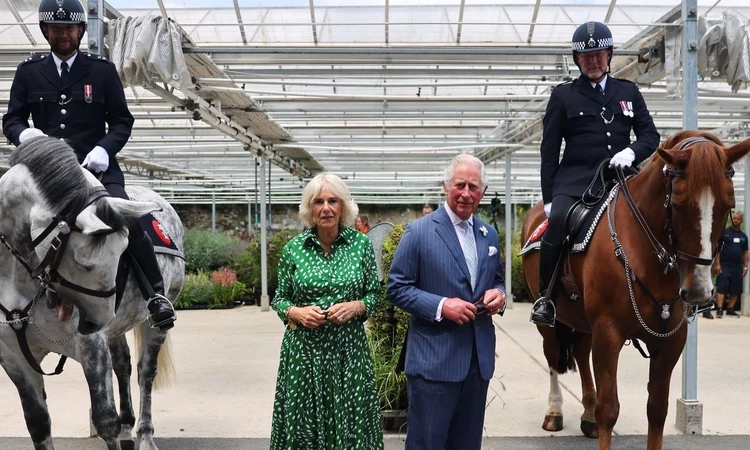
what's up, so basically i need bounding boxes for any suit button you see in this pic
[607,132,611,137]
[579,112,583,116]
[60,94,67,100]
[61,109,67,115]
[59,124,66,130]
[607,145,612,150]
[39,97,43,101]
[602,107,606,111]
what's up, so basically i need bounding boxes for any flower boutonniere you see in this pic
[479,225,488,237]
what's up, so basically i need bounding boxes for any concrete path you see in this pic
[0,302,748,448]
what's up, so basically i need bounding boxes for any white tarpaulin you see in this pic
[699,10,750,92]
[107,15,192,91]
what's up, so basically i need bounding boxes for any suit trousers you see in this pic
[405,340,489,450]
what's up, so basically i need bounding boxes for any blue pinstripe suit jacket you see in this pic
[387,206,505,382]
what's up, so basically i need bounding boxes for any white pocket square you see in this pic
[488,246,498,256]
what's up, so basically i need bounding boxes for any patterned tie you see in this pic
[60,61,70,87]
[459,221,477,289]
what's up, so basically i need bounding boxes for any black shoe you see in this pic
[717,309,724,319]
[530,297,556,327]
[147,294,176,330]
[725,309,740,317]
[702,311,714,319]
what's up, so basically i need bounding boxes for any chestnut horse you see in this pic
[521,131,750,450]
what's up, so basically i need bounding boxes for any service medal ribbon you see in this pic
[84,85,92,103]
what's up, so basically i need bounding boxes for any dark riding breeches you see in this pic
[540,195,578,295]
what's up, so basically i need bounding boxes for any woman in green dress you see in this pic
[271,173,384,450]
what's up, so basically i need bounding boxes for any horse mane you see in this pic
[10,137,91,217]
[660,131,728,200]
[9,137,126,234]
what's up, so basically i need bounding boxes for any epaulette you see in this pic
[19,53,46,65]
[555,79,574,88]
[82,52,108,62]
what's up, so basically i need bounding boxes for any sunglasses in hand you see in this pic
[473,295,505,316]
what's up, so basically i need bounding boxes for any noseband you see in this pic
[0,187,117,299]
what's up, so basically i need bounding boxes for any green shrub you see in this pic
[210,267,247,308]
[174,270,214,309]
[366,224,409,411]
[232,231,294,295]
[184,228,240,274]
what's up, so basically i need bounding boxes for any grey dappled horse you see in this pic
[0,137,184,450]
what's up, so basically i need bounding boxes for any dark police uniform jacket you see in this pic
[2,52,134,186]
[540,75,660,204]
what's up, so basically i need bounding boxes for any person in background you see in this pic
[530,20,659,327]
[704,211,748,319]
[270,173,383,449]
[2,0,175,329]
[355,213,370,234]
[387,154,506,450]
[422,203,434,216]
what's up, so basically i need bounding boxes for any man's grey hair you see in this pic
[442,153,487,188]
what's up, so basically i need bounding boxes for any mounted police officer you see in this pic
[530,21,660,327]
[2,0,176,330]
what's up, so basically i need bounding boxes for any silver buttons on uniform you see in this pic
[61,109,67,115]
[579,112,583,116]
[606,132,611,137]
[607,145,611,149]
[61,94,66,100]
[60,124,66,130]
[39,97,43,101]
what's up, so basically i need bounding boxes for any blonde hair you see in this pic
[299,173,359,227]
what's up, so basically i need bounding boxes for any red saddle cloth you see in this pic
[527,219,549,245]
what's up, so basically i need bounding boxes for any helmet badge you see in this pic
[56,0,64,5]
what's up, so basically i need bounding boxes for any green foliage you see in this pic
[174,271,214,309]
[184,228,240,273]
[366,224,409,410]
[232,231,294,294]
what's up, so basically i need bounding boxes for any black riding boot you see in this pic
[129,226,176,330]
[530,239,561,327]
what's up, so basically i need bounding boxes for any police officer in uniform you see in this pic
[530,21,660,327]
[2,0,176,330]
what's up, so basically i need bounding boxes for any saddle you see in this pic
[521,161,619,302]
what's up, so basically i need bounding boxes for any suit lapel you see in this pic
[41,55,60,88]
[575,78,603,104]
[473,219,490,290]
[602,77,620,106]
[434,208,472,285]
[64,54,90,90]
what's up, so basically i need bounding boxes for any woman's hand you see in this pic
[288,306,327,329]
[326,301,365,325]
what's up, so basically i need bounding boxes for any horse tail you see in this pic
[555,322,578,374]
[134,322,177,391]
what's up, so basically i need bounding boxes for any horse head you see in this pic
[5,137,159,335]
[656,131,750,305]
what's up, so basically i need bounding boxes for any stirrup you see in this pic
[530,297,556,327]
[694,299,715,316]
[147,294,176,330]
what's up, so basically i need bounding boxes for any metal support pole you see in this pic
[677,0,702,435]
[86,0,104,56]
[505,151,513,309]
[259,156,269,312]
[211,191,216,232]
[248,197,252,236]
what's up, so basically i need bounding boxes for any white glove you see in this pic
[18,128,46,143]
[544,203,552,217]
[610,147,636,168]
[81,146,110,173]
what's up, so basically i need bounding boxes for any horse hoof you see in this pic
[119,440,135,450]
[542,413,563,432]
[580,419,599,438]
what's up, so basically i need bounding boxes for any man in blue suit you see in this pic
[387,154,506,449]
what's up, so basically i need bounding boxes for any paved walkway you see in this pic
[0,303,748,448]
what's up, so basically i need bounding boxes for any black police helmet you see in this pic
[571,21,614,74]
[39,0,86,39]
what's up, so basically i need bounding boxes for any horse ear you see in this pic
[75,205,113,236]
[108,198,161,218]
[725,137,750,166]
[656,147,689,167]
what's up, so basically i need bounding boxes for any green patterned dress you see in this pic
[271,226,384,450]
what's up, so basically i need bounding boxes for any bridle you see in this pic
[617,137,734,273]
[0,186,117,376]
[0,186,117,300]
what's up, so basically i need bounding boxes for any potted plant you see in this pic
[366,224,409,431]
